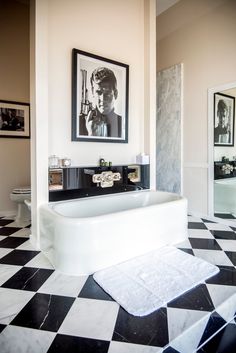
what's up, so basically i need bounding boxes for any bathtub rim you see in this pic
[42,189,186,221]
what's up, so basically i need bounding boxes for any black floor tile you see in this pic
[225,251,236,266]
[210,230,236,240]
[0,249,40,266]
[201,218,216,223]
[11,293,75,332]
[215,323,236,353]
[48,334,110,353]
[0,227,21,236]
[189,238,222,250]
[198,323,236,353]
[188,222,207,229]
[112,307,169,347]
[178,248,194,256]
[168,284,215,312]
[214,213,236,219]
[0,219,14,227]
[206,266,236,286]
[2,267,54,291]
[198,312,226,347]
[79,275,114,301]
[0,236,28,248]
[163,347,181,353]
[0,324,6,333]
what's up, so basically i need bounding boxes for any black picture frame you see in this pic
[72,48,129,143]
[0,100,30,138]
[214,92,235,147]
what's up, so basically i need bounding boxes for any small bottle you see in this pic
[99,158,105,167]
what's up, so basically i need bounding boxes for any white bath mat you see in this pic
[93,246,219,316]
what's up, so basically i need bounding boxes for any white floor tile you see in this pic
[193,249,233,266]
[214,292,236,323]
[0,236,7,241]
[6,220,31,228]
[188,216,203,222]
[176,239,192,249]
[170,313,210,353]
[0,325,55,353]
[108,341,162,353]
[38,271,88,297]
[24,252,54,270]
[10,228,31,237]
[205,223,232,231]
[206,284,236,309]
[0,216,15,220]
[0,248,13,259]
[0,288,34,324]
[216,239,236,252]
[188,229,214,239]
[17,240,37,251]
[59,297,119,340]
[0,264,21,285]
[167,307,209,342]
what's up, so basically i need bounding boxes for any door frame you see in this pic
[208,81,236,217]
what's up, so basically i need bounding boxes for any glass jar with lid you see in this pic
[49,155,59,168]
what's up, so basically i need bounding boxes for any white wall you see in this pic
[47,0,152,166]
[157,0,236,215]
[0,0,30,214]
[31,0,156,246]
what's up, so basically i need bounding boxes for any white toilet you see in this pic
[10,187,31,224]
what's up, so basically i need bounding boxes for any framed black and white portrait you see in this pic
[214,92,235,147]
[0,100,30,138]
[72,48,129,143]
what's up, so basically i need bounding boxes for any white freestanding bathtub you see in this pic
[39,190,188,275]
[214,178,236,216]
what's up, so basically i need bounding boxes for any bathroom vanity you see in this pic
[48,164,150,201]
[214,160,236,179]
[214,160,236,217]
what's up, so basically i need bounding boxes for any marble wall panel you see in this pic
[156,64,182,194]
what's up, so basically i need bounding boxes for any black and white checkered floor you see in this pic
[0,215,235,353]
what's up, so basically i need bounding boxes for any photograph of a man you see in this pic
[214,93,235,146]
[73,48,128,143]
[0,108,23,131]
[85,67,122,137]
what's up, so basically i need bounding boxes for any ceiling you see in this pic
[156,0,180,16]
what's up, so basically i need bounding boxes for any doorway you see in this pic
[208,81,236,220]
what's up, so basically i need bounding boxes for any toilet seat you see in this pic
[12,187,31,195]
[10,186,31,225]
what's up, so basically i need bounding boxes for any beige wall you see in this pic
[0,0,30,214]
[157,0,236,214]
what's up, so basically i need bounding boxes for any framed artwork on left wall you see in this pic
[0,100,30,138]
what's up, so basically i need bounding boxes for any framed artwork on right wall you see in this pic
[214,92,235,147]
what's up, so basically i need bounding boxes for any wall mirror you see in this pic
[209,83,236,221]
